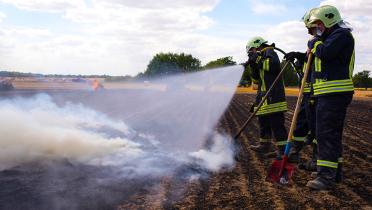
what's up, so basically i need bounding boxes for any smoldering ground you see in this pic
[0,66,243,210]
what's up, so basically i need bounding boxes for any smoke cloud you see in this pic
[0,66,243,209]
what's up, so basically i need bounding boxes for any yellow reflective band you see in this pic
[317,160,338,168]
[313,79,354,95]
[349,50,355,78]
[302,62,307,73]
[292,136,306,142]
[260,138,271,143]
[314,57,322,72]
[255,102,288,115]
[256,107,288,115]
[349,36,355,78]
[256,56,262,64]
[257,102,287,110]
[313,79,354,88]
[311,41,323,54]
[314,87,354,95]
[260,68,266,92]
[263,59,270,71]
[276,141,287,146]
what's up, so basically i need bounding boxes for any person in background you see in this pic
[246,37,288,160]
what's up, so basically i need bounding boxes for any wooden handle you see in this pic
[286,53,313,144]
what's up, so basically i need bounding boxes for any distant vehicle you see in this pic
[72,78,87,83]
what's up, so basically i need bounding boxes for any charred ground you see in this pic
[0,91,371,210]
[120,94,372,210]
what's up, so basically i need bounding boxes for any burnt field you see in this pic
[161,94,372,209]
[120,94,372,209]
[0,91,371,210]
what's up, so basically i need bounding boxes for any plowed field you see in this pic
[119,94,372,210]
[0,91,371,210]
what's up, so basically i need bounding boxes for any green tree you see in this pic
[204,56,236,69]
[281,61,299,87]
[144,52,201,77]
[239,65,252,87]
[353,70,372,90]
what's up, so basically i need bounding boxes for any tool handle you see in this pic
[234,60,291,140]
[284,53,313,156]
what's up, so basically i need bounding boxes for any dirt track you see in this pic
[119,94,372,210]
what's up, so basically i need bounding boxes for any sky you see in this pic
[0,0,370,76]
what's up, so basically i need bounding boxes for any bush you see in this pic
[353,70,372,90]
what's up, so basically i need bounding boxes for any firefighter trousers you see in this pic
[293,94,310,143]
[316,93,353,180]
[258,112,288,148]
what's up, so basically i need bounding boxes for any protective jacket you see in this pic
[310,26,355,96]
[250,48,287,115]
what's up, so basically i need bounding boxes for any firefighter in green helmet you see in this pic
[285,8,319,170]
[246,36,288,160]
[304,5,355,190]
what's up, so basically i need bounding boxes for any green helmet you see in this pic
[302,8,318,28]
[308,5,342,28]
[246,36,268,52]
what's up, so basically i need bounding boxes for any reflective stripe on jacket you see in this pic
[310,26,355,96]
[251,48,287,116]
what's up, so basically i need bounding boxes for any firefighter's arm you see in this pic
[248,52,262,81]
[266,53,280,74]
[250,66,260,82]
[309,31,353,61]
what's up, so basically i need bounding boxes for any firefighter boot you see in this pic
[298,142,317,171]
[298,159,317,171]
[275,146,285,160]
[288,141,303,163]
[306,176,335,190]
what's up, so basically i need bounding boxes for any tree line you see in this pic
[1,52,371,89]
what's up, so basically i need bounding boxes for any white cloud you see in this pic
[0,11,5,23]
[0,0,85,12]
[320,0,372,18]
[250,0,288,15]
[0,0,370,75]
[264,21,310,52]
[0,0,222,75]
[319,0,372,71]
[99,0,219,11]
[244,1,372,72]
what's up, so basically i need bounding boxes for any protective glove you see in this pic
[248,51,259,64]
[307,36,321,52]
[294,60,304,78]
[284,52,306,63]
[248,51,261,70]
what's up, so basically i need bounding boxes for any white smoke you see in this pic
[0,94,142,170]
[0,94,236,175]
[190,133,235,172]
[0,66,243,177]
